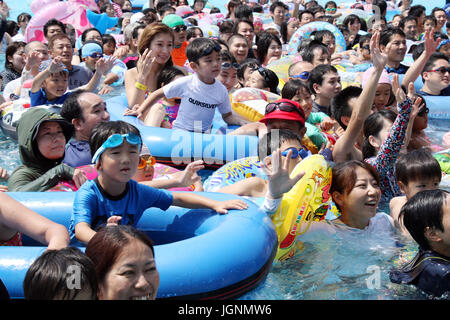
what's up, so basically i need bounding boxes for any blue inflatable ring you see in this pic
[0,192,277,299]
[287,21,346,56]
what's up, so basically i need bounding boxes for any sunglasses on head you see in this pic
[222,62,239,70]
[92,133,142,164]
[88,52,103,59]
[290,71,310,80]
[417,106,429,117]
[173,25,187,32]
[428,66,450,76]
[265,101,305,119]
[137,154,156,169]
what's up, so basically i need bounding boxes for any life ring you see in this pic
[287,21,346,56]
[272,154,333,261]
[25,2,92,43]
[48,163,196,192]
[203,156,266,192]
[231,87,281,122]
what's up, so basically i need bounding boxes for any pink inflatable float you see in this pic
[25,1,93,43]
[69,0,100,12]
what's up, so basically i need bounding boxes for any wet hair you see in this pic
[412,42,424,61]
[187,38,220,62]
[43,19,66,38]
[408,5,426,19]
[89,121,142,158]
[158,5,175,17]
[61,89,89,122]
[234,4,253,20]
[343,14,362,29]
[399,16,417,31]
[255,67,279,93]
[186,26,204,42]
[85,225,156,285]
[311,30,335,44]
[47,33,72,51]
[258,129,303,159]
[216,38,229,51]
[298,10,313,21]
[219,20,234,34]
[255,32,281,65]
[137,22,174,67]
[422,15,437,27]
[309,64,338,94]
[17,12,31,24]
[102,34,117,47]
[237,58,260,85]
[226,0,241,18]
[400,189,449,250]
[4,41,26,70]
[362,109,397,159]
[300,41,330,64]
[81,28,102,44]
[379,28,406,47]
[23,247,97,300]
[281,79,311,100]
[330,160,380,211]
[330,86,362,130]
[232,19,254,35]
[220,49,237,64]
[269,1,288,13]
[156,66,185,89]
[5,20,18,37]
[325,1,337,8]
[395,148,442,186]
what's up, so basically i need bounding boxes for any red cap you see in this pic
[259,99,305,126]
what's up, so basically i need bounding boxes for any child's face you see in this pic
[292,87,312,119]
[131,154,155,182]
[434,194,450,247]
[216,62,238,92]
[42,72,69,100]
[103,41,116,56]
[399,177,441,200]
[423,19,436,32]
[98,140,140,185]
[192,50,222,84]
[85,52,103,70]
[35,122,66,160]
[265,139,303,174]
[413,105,428,131]
[311,48,330,67]
[373,83,391,111]
[105,5,116,17]
[314,71,341,100]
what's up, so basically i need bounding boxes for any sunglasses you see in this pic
[195,43,221,61]
[222,62,239,70]
[290,71,310,80]
[280,147,308,159]
[172,25,187,32]
[92,133,142,164]
[427,66,450,76]
[417,106,429,117]
[265,101,305,119]
[137,155,156,169]
[88,52,103,59]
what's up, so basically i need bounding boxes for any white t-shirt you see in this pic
[163,74,232,132]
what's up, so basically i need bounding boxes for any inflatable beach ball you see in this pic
[287,21,346,56]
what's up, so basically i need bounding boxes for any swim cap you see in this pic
[162,14,185,28]
[81,42,103,58]
[361,66,391,88]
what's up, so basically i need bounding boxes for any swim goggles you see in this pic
[172,25,187,32]
[325,7,336,12]
[222,62,239,70]
[92,133,142,164]
[88,52,103,59]
[265,101,305,119]
[137,155,156,169]
[194,42,221,62]
[290,71,310,80]
[280,147,308,159]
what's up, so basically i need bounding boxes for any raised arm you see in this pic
[333,31,387,162]
[30,57,66,93]
[81,56,116,92]
[401,28,441,88]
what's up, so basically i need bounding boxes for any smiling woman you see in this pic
[85,225,160,300]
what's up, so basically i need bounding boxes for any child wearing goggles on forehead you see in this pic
[70,121,248,243]
[125,38,248,132]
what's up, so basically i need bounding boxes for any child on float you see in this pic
[23,247,97,300]
[124,38,247,132]
[246,66,279,94]
[30,57,113,107]
[390,189,450,297]
[141,66,185,128]
[216,129,306,214]
[348,34,372,65]
[389,148,442,238]
[281,79,333,150]
[102,34,117,57]
[236,59,260,89]
[70,120,248,243]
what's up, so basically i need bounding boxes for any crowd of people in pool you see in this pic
[0,0,449,300]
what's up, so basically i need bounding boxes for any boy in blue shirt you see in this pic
[70,120,248,243]
[124,38,247,132]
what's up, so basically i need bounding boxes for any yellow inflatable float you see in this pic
[271,154,333,261]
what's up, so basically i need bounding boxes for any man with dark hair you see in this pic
[309,64,341,115]
[408,5,426,34]
[330,86,363,130]
[43,19,66,42]
[379,28,408,74]
[372,0,387,18]
[399,16,418,41]
[298,10,314,26]
[269,1,288,29]
[234,4,254,22]
[61,90,110,167]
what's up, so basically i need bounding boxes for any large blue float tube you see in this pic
[0,192,277,299]
[106,95,259,169]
